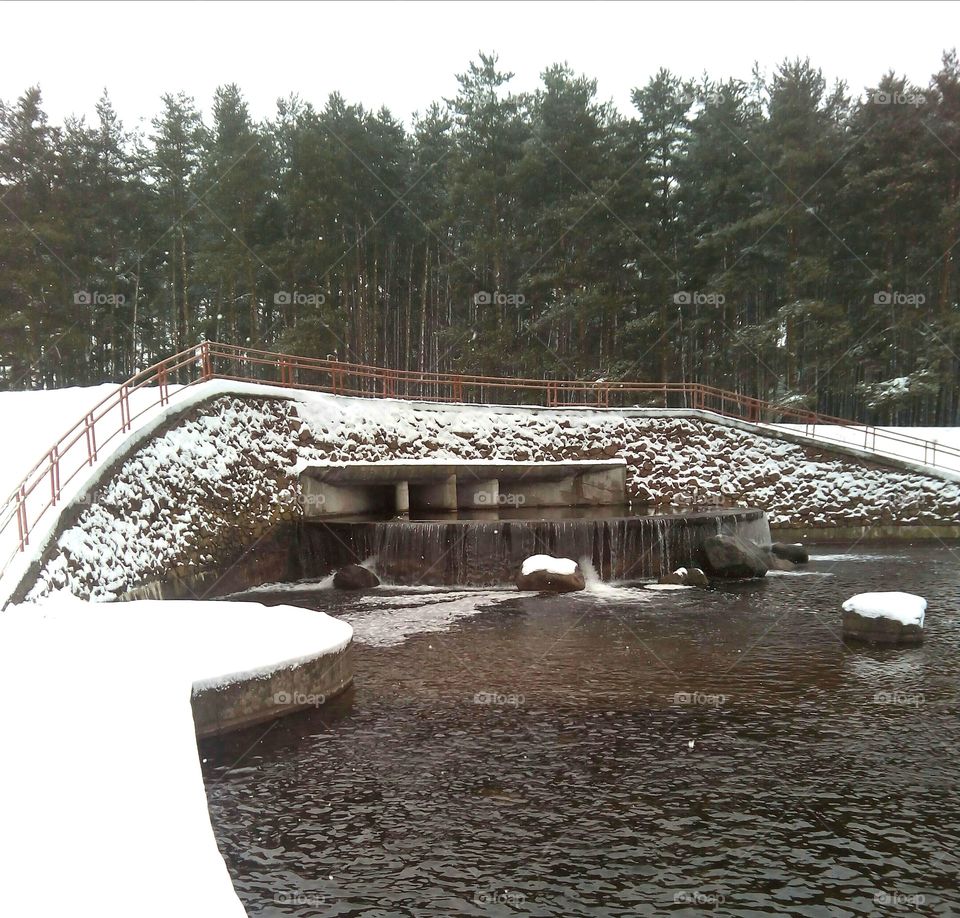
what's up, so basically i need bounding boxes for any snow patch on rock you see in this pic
[842,592,927,627]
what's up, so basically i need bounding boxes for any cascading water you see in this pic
[297,507,771,587]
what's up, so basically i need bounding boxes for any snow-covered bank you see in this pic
[0,595,352,918]
[6,384,960,604]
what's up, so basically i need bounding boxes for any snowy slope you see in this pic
[0,383,181,501]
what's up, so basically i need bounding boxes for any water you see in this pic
[202,545,960,916]
[298,508,770,586]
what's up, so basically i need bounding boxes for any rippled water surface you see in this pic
[202,546,960,916]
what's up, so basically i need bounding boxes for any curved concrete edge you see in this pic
[192,642,353,738]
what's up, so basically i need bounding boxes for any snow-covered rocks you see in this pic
[516,555,585,592]
[702,534,769,578]
[14,387,960,605]
[658,566,710,588]
[841,592,927,645]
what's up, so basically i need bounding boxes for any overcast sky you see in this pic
[3,0,957,128]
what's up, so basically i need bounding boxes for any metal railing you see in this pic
[2,340,958,580]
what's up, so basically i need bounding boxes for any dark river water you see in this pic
[201,545,960,916]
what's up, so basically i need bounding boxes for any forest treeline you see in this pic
[2,52,960,422]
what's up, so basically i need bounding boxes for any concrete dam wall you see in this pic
[11,387,960,604]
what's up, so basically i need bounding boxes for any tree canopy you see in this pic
[2,53,959,423]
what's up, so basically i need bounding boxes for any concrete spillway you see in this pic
[299,507,771,586]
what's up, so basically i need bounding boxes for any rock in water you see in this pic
[841,592,925,645]
[333,564,380,590]
[658,567,710,588]
[770,542,809,564]
[702,535,769,579]
[516,555,585,592]
[765,554,795,572]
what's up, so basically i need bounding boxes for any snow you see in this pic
[773,424,960,474]
[645,583,694,591]
[521,554,579,576]
[5,381,960,605]
[0,593,350,917]
[341,587,514,646]
[841,591,927,627]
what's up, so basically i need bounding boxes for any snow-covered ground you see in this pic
[773,424,960,472]
[0,383,185,592]
[0,594,351,917]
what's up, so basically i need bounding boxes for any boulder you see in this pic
[765,553,795,572]
[770,542,809,564]
[841,592,925,645]
[333,564,380,590]
[516,555,585,593]
[702,535,769,579]
[658,566,710,588]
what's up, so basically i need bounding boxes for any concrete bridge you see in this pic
[299,459,627,517]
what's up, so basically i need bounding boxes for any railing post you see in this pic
[49,447,59,506]
[17,485,27,550]
[201,340,213,381]
[84,413,97,466]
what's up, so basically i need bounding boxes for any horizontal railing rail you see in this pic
[2,339,958,582]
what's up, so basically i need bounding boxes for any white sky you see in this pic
[2,0,956,129]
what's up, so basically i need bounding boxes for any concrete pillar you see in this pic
[576,465,627,506]
[409,474,458,512]
[394,481,410,515]
[457,478,499,510]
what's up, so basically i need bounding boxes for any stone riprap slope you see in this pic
[24,392,960,602]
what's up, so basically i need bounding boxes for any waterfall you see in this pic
[297,508,769,587]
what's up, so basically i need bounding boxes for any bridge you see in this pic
[2,340,959,589]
